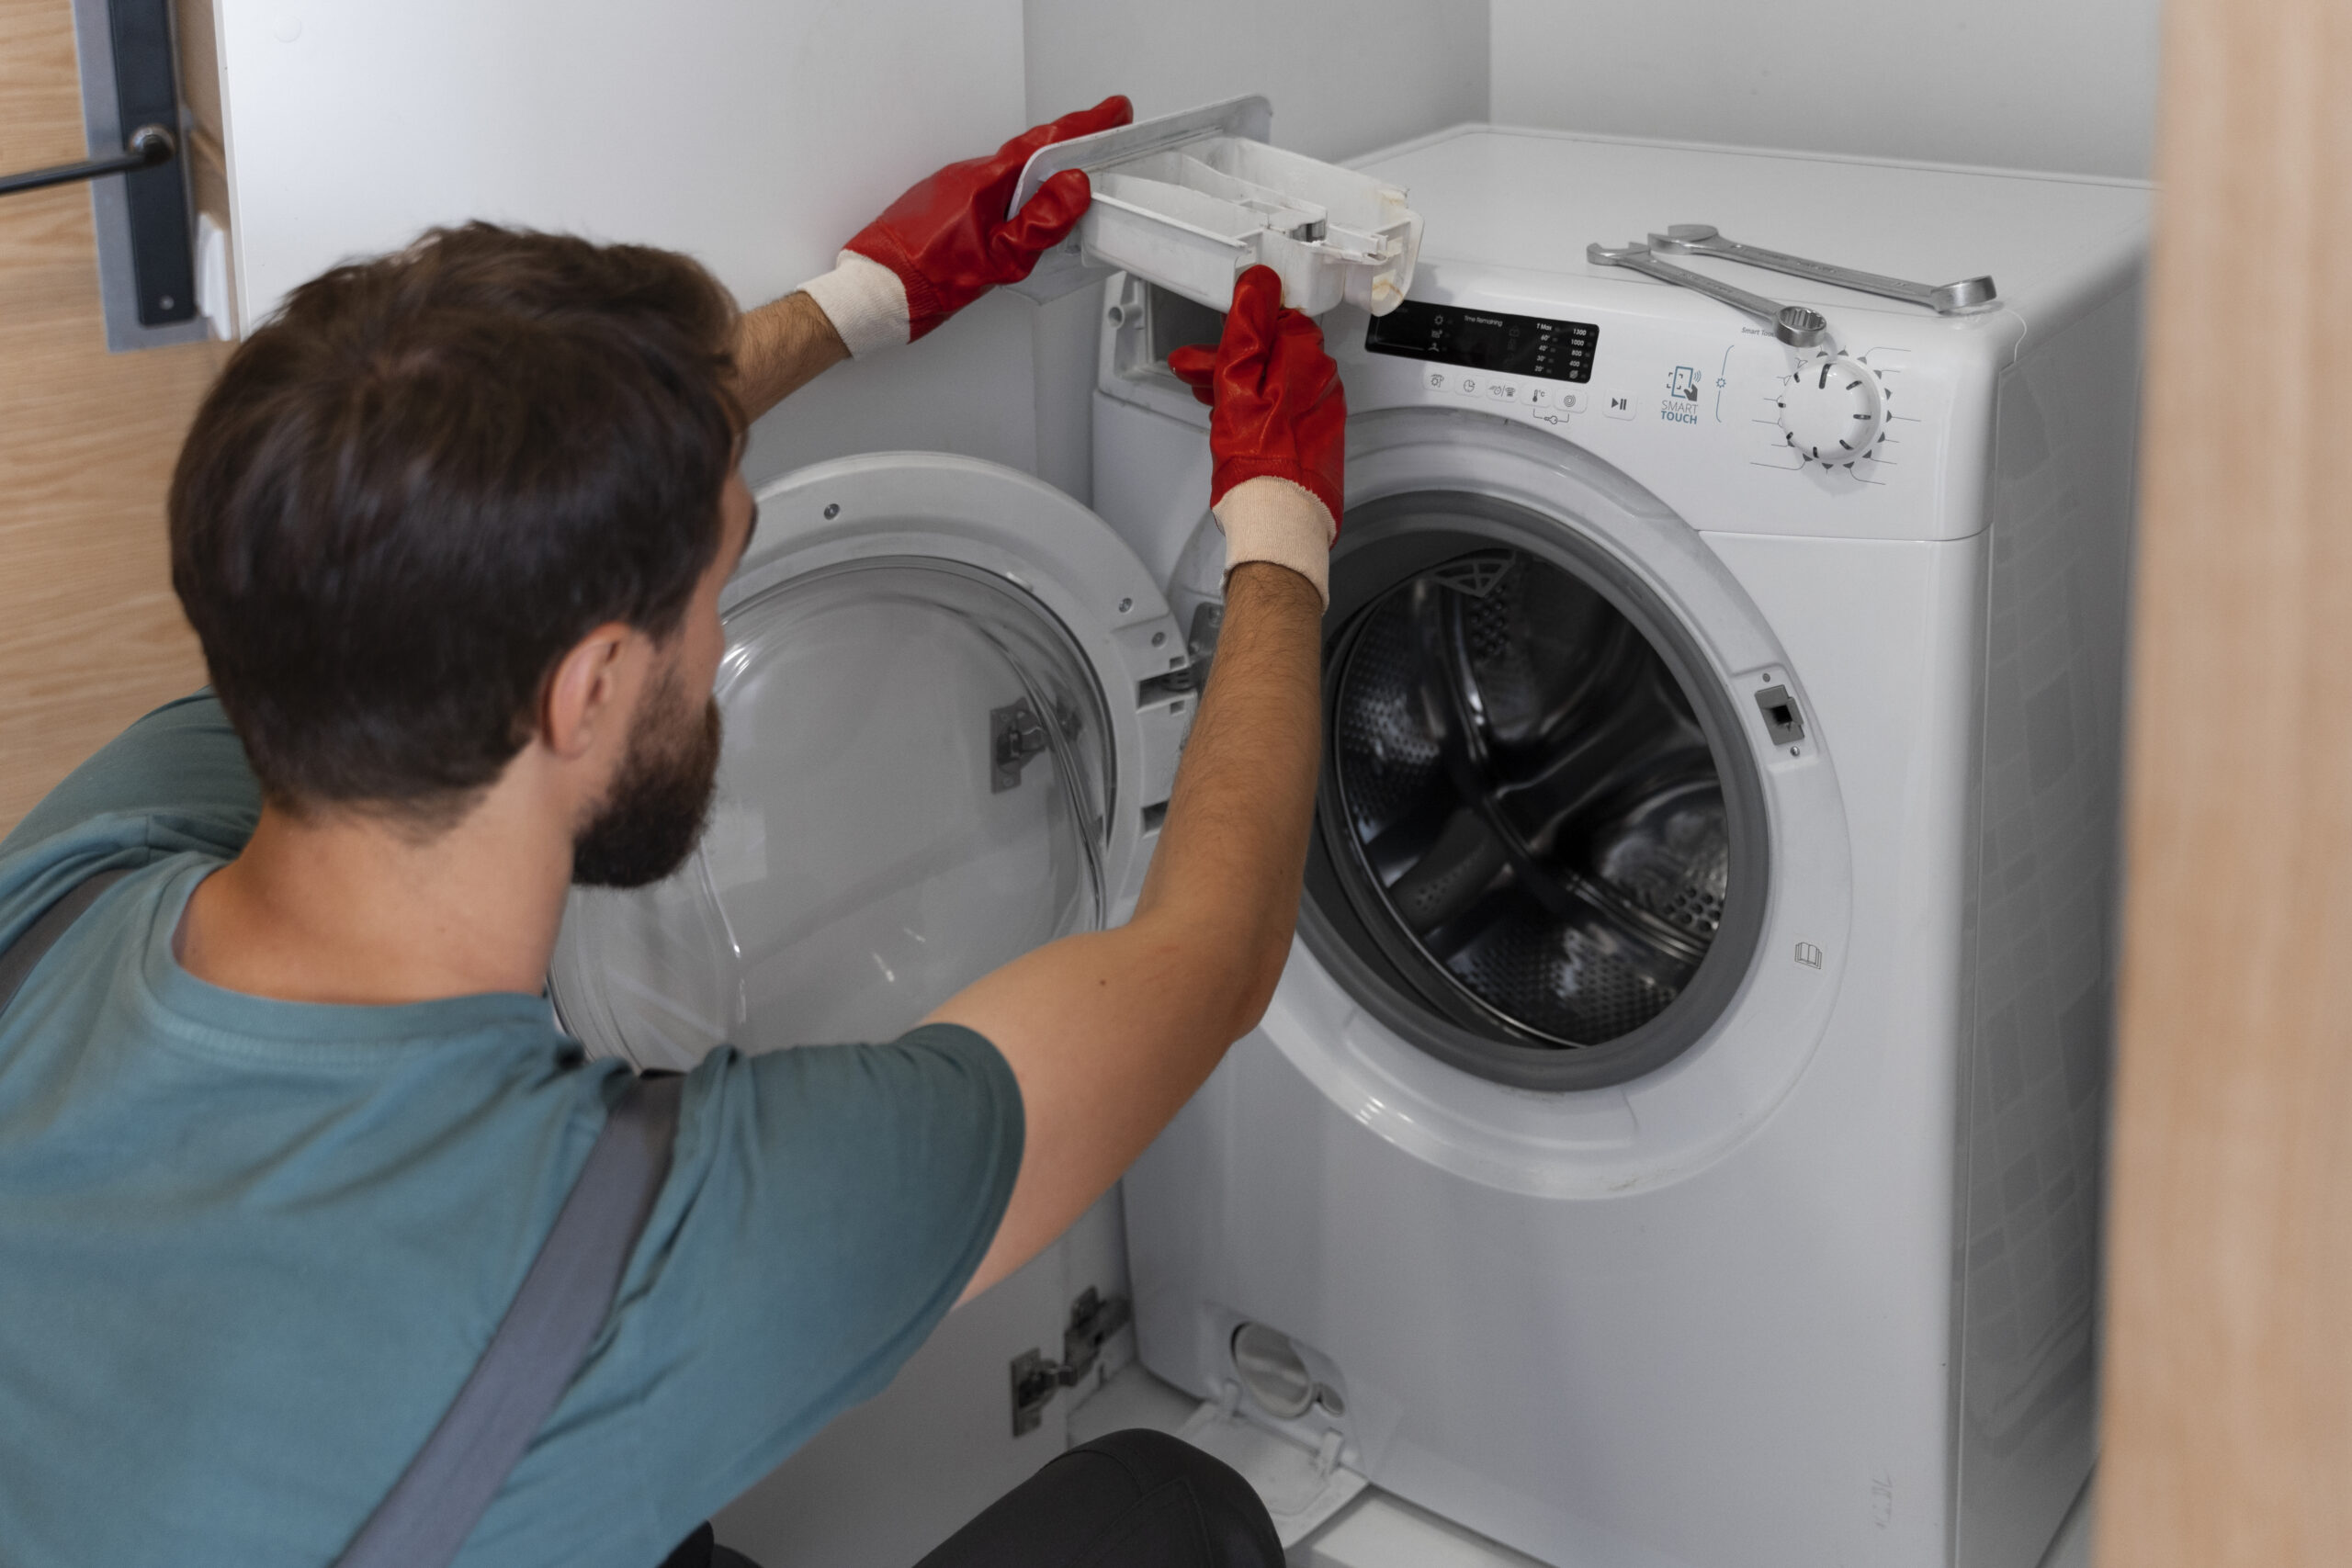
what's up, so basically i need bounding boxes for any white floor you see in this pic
[1069,1363,2097,1568]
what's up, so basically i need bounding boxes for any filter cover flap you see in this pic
[1176,1389,1369,1548]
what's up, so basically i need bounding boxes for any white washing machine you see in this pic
[1092,129,2146,1568]
[543,120,2143,1568]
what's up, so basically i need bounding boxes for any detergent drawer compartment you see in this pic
[1007,96,1420,317]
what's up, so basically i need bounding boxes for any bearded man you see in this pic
[0,99,1344,1568]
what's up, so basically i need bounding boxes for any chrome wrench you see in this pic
[1647,224,1997,315]
[1585,242,1835,348]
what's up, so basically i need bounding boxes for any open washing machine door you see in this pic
[549,453,1193,1068]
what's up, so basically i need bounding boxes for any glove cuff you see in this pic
[1213,476,1335,607]
[1212,456,1344,533]
[797,251,911,357]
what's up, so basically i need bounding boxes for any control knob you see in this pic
[1777,355,1889,468]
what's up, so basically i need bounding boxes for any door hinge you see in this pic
[1009,1287,1133,1436]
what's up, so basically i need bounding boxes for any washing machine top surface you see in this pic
[1101,130,2147,547]
[1356,125,2148,328]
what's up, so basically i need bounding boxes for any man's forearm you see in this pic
[1131,562,1325,1032]
[731,291,851,423]
[930,561,1323,1302]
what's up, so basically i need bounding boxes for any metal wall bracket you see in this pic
[60,0,206,349]
[104,0,196,328]
[1009,1288,1133,1436]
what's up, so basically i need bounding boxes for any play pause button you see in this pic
[1603,391,1636,419]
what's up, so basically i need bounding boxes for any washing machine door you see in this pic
[549,453,1190,1069]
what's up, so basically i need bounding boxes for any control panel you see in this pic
[1093,267,2006,545]
[1328,281,1997,542]
[1363,300,1597,383]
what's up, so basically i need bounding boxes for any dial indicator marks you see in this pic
[1775,353,1891,468]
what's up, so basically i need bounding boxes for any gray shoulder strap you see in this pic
[0,866,680,1568]
[0,867,130,1017]
[334,1072,684,1568]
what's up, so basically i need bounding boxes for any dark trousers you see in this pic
[663,1429,1283,1568]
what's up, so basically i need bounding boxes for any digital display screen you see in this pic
[1364,300,1597,383]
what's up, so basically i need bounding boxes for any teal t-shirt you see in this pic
[0,694,1024,1568]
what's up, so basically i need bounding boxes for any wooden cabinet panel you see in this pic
[0,0,226,832]
[2101,0,2352,1562]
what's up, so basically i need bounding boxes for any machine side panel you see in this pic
[1953,276,2144,1568]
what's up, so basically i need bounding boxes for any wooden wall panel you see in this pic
[0,0,227,833]
[2100,0,2352,1563]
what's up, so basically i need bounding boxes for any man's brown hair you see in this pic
[170,222,740,820]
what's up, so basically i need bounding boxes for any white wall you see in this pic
[213,0,2154,500]
[1023,0,1491,164]
[210,0,1043,493]
[1021,0,1491,502]
[1490,0,2161,179]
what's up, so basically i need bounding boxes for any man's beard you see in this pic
[571,668,723,889]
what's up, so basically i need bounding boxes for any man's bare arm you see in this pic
[931,562,1325,1301]
[731,291,851,423]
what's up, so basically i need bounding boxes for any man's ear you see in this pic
[541,623,638,762]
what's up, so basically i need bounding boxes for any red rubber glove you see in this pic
[1168,265,1347,604]
[799,96,1133,354]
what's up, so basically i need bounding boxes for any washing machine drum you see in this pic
[1302,494,1769,1092]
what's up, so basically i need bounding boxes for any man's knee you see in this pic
[914,1427,1283,1568]
[1062,1429,1283,1568]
